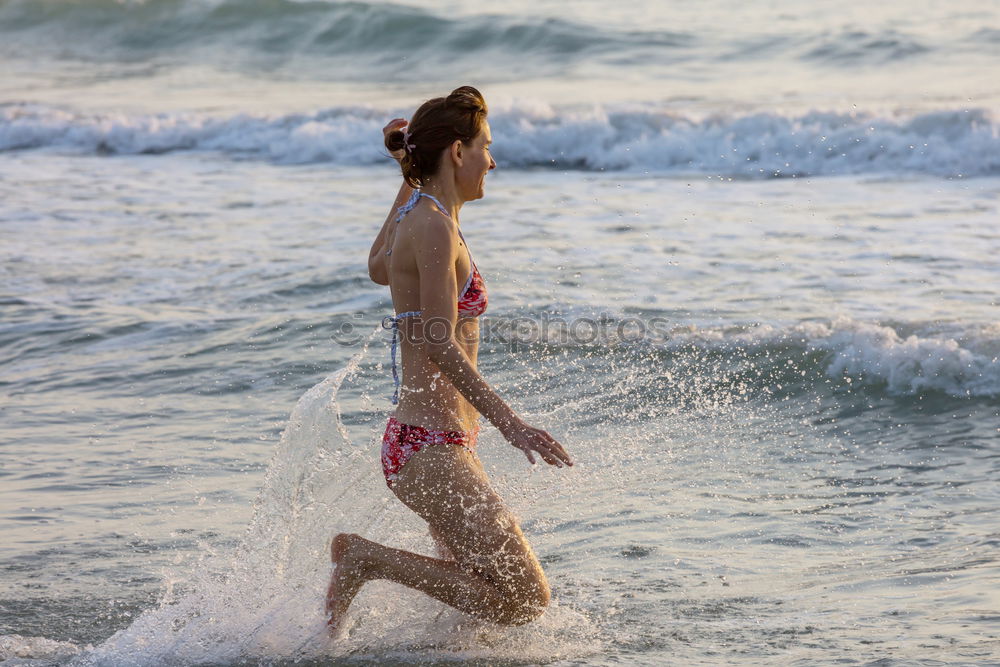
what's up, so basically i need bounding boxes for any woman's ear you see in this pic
[450,139,464,167]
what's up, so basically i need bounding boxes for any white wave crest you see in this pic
[2,102,997,177]
[798,318,1000,397]
[660,317,1000,397]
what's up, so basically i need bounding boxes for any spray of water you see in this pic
[71,329,600,665]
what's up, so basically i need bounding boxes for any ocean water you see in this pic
[2,0,1000,665]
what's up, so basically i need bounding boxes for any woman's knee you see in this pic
[521,575,551,617]
[492,550,551,624]
[494,582,550,625]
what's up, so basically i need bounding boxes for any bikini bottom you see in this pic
[380,416,480,489]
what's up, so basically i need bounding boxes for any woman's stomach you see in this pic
[394,327,481,432]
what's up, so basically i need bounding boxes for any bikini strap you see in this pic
[394,190,450,223]
[417,192,450,218]
[393,189,422,223]
[457,227,474,263]
[456,227,476,294]
[381,310,421,404]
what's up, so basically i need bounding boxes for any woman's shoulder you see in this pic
[405,206,459,257]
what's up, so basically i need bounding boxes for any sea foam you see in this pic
[650,317,1000,398]
[1,102,997,178]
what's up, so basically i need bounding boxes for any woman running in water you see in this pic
[325,86,573,632]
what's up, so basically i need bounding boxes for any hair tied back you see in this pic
[387,85,489,189]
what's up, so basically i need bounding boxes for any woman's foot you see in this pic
[325,533,375,635]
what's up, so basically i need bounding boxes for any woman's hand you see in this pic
[501,418,573,468]
[383,118,408,161]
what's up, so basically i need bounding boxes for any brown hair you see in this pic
[385,86,489,189]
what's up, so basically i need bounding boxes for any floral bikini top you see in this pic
[456,252,488,318]
[382,190,488,403]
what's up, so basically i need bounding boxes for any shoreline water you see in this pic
[3,154,999,663]
[3,0,999,663]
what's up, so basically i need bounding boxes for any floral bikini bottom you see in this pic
[380,416,481,489]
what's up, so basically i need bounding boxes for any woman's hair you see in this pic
[385,86,489,189]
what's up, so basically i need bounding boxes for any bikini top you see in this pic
[385,191,488,317]
[381,190,489,403]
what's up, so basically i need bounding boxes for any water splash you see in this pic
[68,329,598,665]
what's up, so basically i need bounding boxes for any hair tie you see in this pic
[402,130,416,153]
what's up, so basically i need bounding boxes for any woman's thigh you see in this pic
[391,444,547,597]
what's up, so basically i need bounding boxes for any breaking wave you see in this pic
[2,102,997,178]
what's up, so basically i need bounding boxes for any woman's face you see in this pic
[457,121,496,201]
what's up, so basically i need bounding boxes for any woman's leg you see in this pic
[326,444,549,630]
[325,532,531,629]
[392,444,550,611]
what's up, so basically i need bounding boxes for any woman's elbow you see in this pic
[425,340,453,365]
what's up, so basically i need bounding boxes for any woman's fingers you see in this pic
[513,438,535,464]
[528,442,554,466]
[515,427,572,468]
[504,420,572,468]
[549,439,573,466]
[521,445,536,465]
[534,429,572,466]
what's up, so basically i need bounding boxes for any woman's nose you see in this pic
[489,155,496,170]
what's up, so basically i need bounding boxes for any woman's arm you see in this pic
[368,180,413,285]
[414,217,572,468]
[369,118,412,285]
